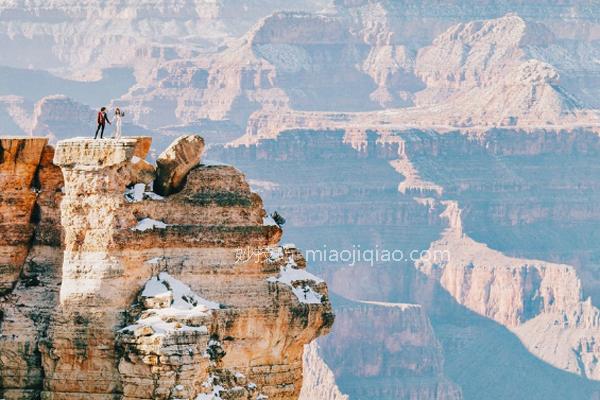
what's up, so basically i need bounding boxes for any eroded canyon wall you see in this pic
[209,128,600,400]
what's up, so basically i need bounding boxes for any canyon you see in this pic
[2,1,600,399]
[0,135,333,400]
[210,127,600,399]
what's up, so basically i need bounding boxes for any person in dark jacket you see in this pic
[94,107,111,139]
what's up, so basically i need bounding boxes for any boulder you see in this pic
[154,135,205,196]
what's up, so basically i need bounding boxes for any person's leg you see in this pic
[100,124,105,139]
[94,124,101,139]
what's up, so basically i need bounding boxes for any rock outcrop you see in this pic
[299,342,349,400]
[0,135,333,400]
[416,200,600,380]
[0,137,48,294]
[0,137,64,400]
[317,299,462,400]
[154,135,205,196]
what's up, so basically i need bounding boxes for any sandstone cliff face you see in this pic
[0,137,63,400]
[0,136,333,400]
[416,200,600,380]
[318,300,462,400]
[299,342,349,400]
[0,137,48,294]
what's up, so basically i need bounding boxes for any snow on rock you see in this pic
[131,217,168,231]
[197,375,225,400]
[267,256,324,304]
[124,183,146,202]
[263,215,278,226]
[125,185,165,203]
[291,285,323,305]
[141,276,169,298]
[268,246,284,262]
[159,272,220,310]
[121,272,220,337]
[269,257,324,285]
[144,191,164,201]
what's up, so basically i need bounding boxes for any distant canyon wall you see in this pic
[209,126,600,399]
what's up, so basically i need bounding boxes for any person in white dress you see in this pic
[113,107,124,139]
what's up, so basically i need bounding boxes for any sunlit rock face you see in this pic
[0,137,48,294]
[114,9,600,133]
[0,135,332,400]
[416,200,600,380]
[0,137,63,400]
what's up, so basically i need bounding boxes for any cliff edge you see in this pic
[0,135,333,400]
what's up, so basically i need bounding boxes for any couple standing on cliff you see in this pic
[94,107,124,140]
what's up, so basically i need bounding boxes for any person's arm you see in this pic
[105,113,111,125]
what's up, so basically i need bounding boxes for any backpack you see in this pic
[97,111,104,124]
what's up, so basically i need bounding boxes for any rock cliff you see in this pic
[416,200,600,380]
[0,135,333,400]
[0,137,48,294]
[210,127,600,398]
[317,299,462,400]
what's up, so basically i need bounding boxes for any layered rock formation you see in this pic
[317,299,462,400]
[0,135,333,400]
[210,127,600,399]
[115,10,600,136]
[299,342,349,400]
[4,3,600,399]
[416,200,600,380]
[0,137,48,294]
[0,0,329,80]
[0,138,64,400]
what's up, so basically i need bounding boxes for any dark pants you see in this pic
[94,123,105,139]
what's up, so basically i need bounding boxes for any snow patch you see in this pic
[132,218,168,231]
[124,183,146,202]
[125,185,165,203]
[197,375,224,400]
[263,215,278,226]
[144,191,165,201]
[141,276,169,297]
[268,246,284,262]
[267,257,324,304]
[121,272,219,337]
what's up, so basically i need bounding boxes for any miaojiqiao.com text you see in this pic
[235,245,450,267]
